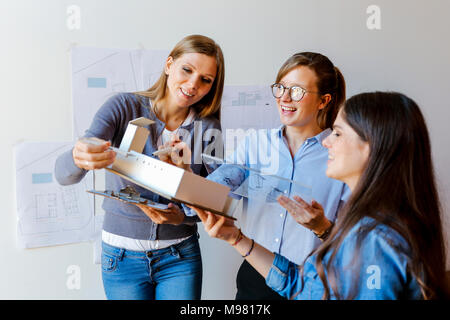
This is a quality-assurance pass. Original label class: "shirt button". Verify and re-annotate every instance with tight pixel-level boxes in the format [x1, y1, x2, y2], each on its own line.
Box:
[275, 238, 279, 243]
[280, 213, 283, 218]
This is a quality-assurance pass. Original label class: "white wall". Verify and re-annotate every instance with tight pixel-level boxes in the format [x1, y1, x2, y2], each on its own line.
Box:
[1, 0, 449, 299]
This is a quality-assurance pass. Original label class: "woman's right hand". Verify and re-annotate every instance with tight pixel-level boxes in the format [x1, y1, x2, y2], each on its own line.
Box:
[72, 137, 116, 170]
[157, 133, 192, 172]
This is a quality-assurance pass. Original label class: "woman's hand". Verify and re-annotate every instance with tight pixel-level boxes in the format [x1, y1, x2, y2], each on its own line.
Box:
[191, 205, 275, 279]
[72, 137, 116, 170]
[135, 203, 185, 225]
[157, 133, 192, 172]
[277, 195, 332, 236]
[188, 206, 240, 245]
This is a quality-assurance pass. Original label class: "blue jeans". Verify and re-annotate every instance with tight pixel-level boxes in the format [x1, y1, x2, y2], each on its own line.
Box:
[101, 234, 202, 300]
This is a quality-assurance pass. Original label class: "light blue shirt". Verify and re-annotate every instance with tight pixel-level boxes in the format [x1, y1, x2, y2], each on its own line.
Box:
[206, 126, 350, 264]
[266, 217, 423, 299]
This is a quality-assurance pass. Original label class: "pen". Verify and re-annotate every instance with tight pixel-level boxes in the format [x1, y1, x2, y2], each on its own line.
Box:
[152, 147, 173, 157]
[152, 147, 183, 157]
[107, 145, 135, 158]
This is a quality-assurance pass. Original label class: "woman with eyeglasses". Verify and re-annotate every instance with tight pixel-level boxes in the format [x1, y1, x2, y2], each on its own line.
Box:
[162, 52, 350, 300]
[192, 91, 450, 300]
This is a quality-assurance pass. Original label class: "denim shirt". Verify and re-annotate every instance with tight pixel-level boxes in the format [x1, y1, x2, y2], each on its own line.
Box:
[205, 126, 350, 264]
[266, 217, 423, 300]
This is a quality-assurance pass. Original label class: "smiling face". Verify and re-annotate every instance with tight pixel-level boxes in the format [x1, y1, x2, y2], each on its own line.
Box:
[164, 52, 217, 109]
[276, 66, 327, 129]
[322, 109, 370, 191]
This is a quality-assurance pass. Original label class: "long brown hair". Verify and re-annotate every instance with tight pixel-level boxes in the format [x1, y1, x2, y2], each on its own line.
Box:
[136, 34, 225, 120]
[308, 92, 449, 299]
[275, 52, 346, 129]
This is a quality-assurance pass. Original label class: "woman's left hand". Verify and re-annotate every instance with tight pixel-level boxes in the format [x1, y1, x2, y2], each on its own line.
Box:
[135, 203, 185, 225]
[277, 195, 332, 236]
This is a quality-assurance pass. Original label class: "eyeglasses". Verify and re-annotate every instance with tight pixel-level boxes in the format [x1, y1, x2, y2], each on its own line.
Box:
[270, 83, 320, 101]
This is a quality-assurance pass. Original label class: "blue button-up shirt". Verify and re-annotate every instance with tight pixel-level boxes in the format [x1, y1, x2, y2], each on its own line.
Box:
[206, 126, 349, 264]
[266, 217, 422, 299]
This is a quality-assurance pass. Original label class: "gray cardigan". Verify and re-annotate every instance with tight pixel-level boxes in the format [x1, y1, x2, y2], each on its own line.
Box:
[55, 92, 222, 240]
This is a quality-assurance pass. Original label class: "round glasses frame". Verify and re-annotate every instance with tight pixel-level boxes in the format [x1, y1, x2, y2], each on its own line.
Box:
[270, 83, 320, 101]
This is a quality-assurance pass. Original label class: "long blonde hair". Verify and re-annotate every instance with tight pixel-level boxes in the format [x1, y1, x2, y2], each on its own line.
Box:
[136, 34, 225, 120]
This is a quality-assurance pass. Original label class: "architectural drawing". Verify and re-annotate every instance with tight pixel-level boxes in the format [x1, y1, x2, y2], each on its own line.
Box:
[15, 141, 95, 248]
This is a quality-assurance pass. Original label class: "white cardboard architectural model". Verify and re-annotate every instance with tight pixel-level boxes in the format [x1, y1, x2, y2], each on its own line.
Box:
[106, 117, 238, 219]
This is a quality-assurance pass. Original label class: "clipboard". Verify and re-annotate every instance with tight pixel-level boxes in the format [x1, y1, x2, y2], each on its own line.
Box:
[105, 167, 238, 220]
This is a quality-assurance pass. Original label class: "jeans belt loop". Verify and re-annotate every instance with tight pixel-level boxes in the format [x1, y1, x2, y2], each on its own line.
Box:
[118, 248, 126, 261]
[170, 244, 180, 258]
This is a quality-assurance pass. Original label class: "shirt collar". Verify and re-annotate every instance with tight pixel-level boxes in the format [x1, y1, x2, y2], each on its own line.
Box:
[276, 125, 331, 147]
[315, 128, 332, 146]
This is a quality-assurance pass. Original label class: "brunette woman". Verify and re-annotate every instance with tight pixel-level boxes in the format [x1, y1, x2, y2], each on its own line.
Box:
[194, 91, 450, 299]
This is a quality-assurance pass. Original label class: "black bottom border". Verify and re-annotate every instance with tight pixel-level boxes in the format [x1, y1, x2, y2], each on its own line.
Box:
[0, 300, 447, 318]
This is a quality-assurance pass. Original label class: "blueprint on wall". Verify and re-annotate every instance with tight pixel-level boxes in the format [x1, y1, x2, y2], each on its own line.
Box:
[221, 85, 281, 156]
[71, 47, 169, 139]
[221, 85, 281, 131]
[15, 141, 95, 248]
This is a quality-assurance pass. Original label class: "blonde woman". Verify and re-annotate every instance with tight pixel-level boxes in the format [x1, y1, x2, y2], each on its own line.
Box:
[55, 35, 225, 300]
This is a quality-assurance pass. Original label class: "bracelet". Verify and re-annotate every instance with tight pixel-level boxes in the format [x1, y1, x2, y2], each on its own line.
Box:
[242, 239, 255, 258]
[232, 229, 243, 246]
[314, 222, 334, 241]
